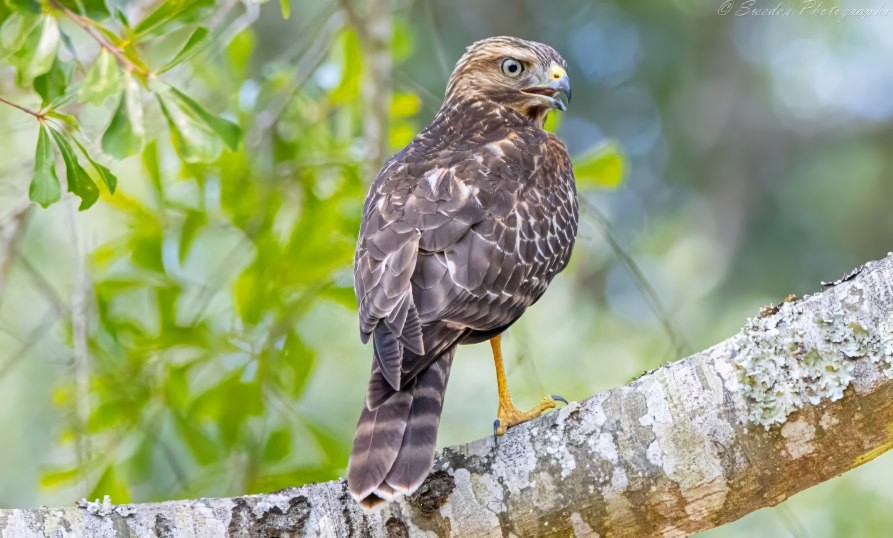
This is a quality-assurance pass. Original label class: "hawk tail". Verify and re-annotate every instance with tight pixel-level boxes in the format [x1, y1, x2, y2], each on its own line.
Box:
[347, 348, 455, 510]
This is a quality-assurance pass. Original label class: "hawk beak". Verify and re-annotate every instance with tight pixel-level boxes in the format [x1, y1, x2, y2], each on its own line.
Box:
[520, 63, 572, 112]
[546, 64, 571, 112]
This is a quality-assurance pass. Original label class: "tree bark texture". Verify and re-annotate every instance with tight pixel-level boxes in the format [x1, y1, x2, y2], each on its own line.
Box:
[2, 254, 893, 537]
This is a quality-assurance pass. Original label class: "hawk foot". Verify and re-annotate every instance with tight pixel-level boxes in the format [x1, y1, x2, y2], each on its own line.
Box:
[494, 394, 567, 436]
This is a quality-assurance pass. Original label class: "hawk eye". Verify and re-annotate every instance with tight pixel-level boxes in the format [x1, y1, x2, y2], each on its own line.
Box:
[500, 58, 524, 78]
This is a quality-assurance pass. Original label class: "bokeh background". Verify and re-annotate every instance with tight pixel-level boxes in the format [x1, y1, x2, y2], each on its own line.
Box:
[1, 0, 892, 535]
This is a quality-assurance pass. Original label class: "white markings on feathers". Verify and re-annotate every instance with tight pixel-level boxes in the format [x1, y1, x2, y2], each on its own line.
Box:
[456, 181, 476, 200]
[485, 142, 505, 157]
[425, 169, 446, 191]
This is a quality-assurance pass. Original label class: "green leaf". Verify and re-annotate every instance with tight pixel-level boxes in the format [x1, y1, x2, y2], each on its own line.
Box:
[225, 28, 254, 76]
[58, 26, 76, 58]
[263, 429, 292, 463]
[573, 141, 626, 190]
[156, 84, 240, 162]
[280, 332, 314, 398]
[173, 412, 219, 465]
[141, 141, 162, 194]
[0, 12, 39, 59]
[133, 0, 213, 37]
[89, 465, 130, 503]
[234, 269, 264, 325]
[77, 48, 121, 105]
[29, 125, 62, 208]
[40, 467, 80, 489]
[87, 401, 124, 432]
[391, 17, 413, 63]
[179, 210, 205, 263]
[158, 95, 221, 163]
[5, 0, 40, 14]
[101, 75, 143, 159]
[13, 16, 59, 83]
[125, 438, 153, 483]
[158, 26, 208, 73]
[124, 73, 145, 136]
[328, 29, 362, 104]
[54, 0, 110, 19]
[390, 92, 420, 119]
[73, 138, 117, 193]
[191, 372, 263, 449]
[49, 128, 100, 210]
[279, 0, 290, 19]
[129, 229, 164, 272]
[165, 366, 189, 408]
[169, 86, 241, 150]
[33, 57, 72, 104]
[543, 109, 562, 133]
[45, 110, 79, 130]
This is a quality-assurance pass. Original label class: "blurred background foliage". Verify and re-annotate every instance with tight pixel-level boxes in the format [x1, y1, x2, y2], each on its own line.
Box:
[0, 0, 891, 536]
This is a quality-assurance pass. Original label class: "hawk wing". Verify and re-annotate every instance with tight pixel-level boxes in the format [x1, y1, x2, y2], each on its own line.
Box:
[354, 130, 576, 392]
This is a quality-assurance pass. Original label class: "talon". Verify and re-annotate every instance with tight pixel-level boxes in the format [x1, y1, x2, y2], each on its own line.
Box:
[493, 419, 501, 446]
[489, 335, 565, 436]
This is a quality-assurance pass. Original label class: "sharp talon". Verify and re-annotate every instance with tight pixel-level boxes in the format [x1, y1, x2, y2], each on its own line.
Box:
[551, 394, 568, 405]
[493, 419, 501, 446]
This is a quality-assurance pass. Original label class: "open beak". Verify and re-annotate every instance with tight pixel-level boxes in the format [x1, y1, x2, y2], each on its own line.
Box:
[548, 71, 572, 111]
[522, 62, 572, 112]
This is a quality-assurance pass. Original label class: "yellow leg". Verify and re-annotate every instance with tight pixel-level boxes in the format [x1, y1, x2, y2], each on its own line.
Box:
[490, 334, 563, 436]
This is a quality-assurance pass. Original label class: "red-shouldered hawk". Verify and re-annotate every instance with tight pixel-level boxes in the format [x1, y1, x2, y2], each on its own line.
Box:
[349, 36, 577, 509]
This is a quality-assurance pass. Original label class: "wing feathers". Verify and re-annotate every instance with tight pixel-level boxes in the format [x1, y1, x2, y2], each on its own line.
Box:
[372, 324, 402, 389]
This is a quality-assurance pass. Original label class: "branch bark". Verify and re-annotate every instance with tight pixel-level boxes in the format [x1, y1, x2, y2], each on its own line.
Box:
[3, 254, 893, 537]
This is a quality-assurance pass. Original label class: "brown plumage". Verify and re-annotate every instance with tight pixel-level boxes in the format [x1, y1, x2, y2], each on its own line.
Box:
[349, 36, 578, 509]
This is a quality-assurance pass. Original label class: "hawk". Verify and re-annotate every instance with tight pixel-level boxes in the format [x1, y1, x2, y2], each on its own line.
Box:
[348, 36, 577, 509]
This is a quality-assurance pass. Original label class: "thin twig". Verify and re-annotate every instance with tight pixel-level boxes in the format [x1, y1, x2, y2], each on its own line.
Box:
[214, 1, 261, 54]
[337, 0, 368, 42]
[0, 200, 34, 302]
[253, 15, 342, 142]
[67, 202, 91, 498]
[0, 308, 61, 382]
[579, 195, 690, 358]
[51, 0, 149, 76]
[423, 0, 451, 80]
[0, 97, 45, 120]
[393, 70, 442, 115]
[17, 254, 69, 315]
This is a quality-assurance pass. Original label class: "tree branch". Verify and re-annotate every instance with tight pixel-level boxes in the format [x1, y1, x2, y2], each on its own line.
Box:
[340, 0, 393, 179]
[3, 254, 893, 536]
[51, 0, 150, 77]
[0, 199, 34, 300]
[0, 97, 45, 120]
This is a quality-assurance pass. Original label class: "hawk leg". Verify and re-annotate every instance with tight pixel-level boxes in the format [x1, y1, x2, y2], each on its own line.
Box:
[490, 334, 566, 436]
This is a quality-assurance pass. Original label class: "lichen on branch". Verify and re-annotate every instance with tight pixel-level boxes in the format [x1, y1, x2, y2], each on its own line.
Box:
[734, 273, 893, 428]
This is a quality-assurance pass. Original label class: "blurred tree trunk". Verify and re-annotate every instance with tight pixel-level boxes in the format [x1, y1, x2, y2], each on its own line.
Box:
[2, 254, 893, 537]
[341, 0, 393, 179]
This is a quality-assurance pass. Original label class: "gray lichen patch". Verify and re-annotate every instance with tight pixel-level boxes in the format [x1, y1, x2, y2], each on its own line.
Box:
[733, 282, 893, 429]
[77, 495, 134, 518]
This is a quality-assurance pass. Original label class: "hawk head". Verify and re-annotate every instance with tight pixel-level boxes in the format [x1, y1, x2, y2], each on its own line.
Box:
[444, 36, 572, 127]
